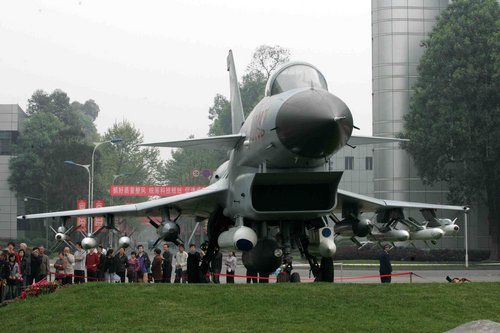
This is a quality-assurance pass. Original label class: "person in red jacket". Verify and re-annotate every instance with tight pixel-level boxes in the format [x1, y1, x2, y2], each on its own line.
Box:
[85, 248, 100, 282]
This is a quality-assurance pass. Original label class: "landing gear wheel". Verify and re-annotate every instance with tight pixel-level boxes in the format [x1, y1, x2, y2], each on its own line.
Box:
[316, 257, 334, 282]
[277, 272, 289, 283]
[290, 272, 301, 283]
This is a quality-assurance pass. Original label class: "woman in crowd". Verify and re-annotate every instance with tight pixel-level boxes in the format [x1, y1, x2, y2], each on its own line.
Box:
[127, 251, 139, 283]
[53, 252, 66, 284]
[6, 253, 20, 299]
[115, 248, 128, 283]
[151, 248, 163, 283]
[18, 249, 30, 290]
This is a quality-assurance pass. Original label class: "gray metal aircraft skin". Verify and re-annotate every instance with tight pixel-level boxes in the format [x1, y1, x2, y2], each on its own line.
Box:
[18, 51, 467, 279]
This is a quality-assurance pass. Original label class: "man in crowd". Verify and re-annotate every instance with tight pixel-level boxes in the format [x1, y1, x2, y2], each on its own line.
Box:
[174, 244, 188, 283]
[137, 245, 150, 283]
[187, 244, 201, 284]
[30, 247, 42, 283]
[97, 246, 106, 282]
[379, 244, 392, 283]
[210, 247, 222, 284]
[162, 243, 173, 283]
[73, 242, 86, 284]
[85, 248, 100, 282]
[39, 246, 50, 281]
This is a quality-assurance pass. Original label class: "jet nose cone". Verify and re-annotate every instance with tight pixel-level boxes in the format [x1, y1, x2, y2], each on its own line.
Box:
[276, 89, 353, 158]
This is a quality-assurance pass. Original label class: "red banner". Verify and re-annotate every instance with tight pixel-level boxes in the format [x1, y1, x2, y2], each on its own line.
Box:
[93, 200, 105, 231]
[110, 185, 206, 197]
[76, 200, 87, 232]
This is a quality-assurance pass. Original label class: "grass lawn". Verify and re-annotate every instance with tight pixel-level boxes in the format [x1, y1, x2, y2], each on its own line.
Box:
[2, 282, 499, 333]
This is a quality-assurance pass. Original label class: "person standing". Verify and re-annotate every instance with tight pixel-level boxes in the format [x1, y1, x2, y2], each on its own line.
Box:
[379, 244, 392, 283]
[115, 248, 128, 283]
[210, 248, 222, 284]
[225, 251, 237, 284]
[162, 243, 173, 283]
[18, 249, 30, 291]
[137, 245, 150, 283]
[6, 253, 20, 299]
[39, 246, 50, 282]
[187, 244, 201, 284]
[0, 252, 10, 303]
[54, 252, 66, 284]
[73, 242, 86, 284]
[173, 244, 188, 283]
[97, 246, 107, 282]
[85, 248, 100, 282]
[103, 249, 118, 283]
[127, 251, 139, 283]
[29, 247, 42, 284]
[151, 248, 163, 283]
[63, 246, 75, 285]
[246, 267, 258, 284]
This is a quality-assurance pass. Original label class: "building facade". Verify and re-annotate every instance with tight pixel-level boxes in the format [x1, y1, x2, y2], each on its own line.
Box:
[0, 104, 27, 240]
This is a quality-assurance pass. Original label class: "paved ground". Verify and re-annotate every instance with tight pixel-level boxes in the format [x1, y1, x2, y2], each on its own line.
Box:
[226, 265, 500, 284]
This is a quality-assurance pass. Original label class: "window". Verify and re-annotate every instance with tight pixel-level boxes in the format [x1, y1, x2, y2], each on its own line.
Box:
[365, 156, 373, 170]
[0, 131, 18, 155]
[345, 156, 354, 170]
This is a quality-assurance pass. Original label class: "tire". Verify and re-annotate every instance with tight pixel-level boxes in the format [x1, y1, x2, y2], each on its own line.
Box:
[318, 257, 334, 282]
[290, 272, 301, 283]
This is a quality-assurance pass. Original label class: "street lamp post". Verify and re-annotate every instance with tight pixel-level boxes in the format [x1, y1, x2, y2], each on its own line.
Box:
[464, 206, 470, 268]
[90, 138, 123, 210]
[64, 160, 91, 233]
[24, 196, 48, 248]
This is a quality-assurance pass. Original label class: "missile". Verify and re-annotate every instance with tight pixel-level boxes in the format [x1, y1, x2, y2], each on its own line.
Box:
[368, 230, 410, 242]
[82, 236, 97, 250]
[335, 218, 373, 238]
[55, 233, 68, 241]
[149, 219, 181, 248]
[118, 236, 131, 249]
[441, 224, 460, 236]
[409, 228, 444, 241]
[218, 226, 257, 251]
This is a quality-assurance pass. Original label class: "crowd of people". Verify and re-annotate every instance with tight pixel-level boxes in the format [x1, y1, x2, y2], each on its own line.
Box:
[0, 240, 239, 301]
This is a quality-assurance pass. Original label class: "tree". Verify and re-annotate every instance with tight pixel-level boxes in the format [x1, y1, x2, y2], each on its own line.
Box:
[94, 120, 165, 206]
[9, 90, 99, 212]
[401, 0, 500, 259]
[246, 45, 290, 80]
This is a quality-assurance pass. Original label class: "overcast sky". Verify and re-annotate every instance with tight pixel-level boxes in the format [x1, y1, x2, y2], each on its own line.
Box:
[0, 0, 372, 156]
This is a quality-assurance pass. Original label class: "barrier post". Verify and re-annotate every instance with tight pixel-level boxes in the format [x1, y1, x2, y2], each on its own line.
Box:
[410, 272, 413, 284]
[340, 263, 343, 283]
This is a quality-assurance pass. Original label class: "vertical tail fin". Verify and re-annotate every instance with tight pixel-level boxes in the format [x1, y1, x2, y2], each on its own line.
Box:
[227, 50, 245, 134]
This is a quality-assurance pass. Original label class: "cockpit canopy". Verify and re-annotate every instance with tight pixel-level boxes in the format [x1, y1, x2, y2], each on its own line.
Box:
[265, 62, 328, 97]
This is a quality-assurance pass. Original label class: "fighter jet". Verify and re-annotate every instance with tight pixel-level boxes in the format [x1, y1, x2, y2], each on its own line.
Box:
[18, 50, 466, 281]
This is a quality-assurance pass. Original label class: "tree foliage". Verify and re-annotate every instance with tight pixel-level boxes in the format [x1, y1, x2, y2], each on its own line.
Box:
[246, 45, 290, 80]
[401, 0, 500, 258]
[94, 120, 165, 206]
[9, 90, 98, 211]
